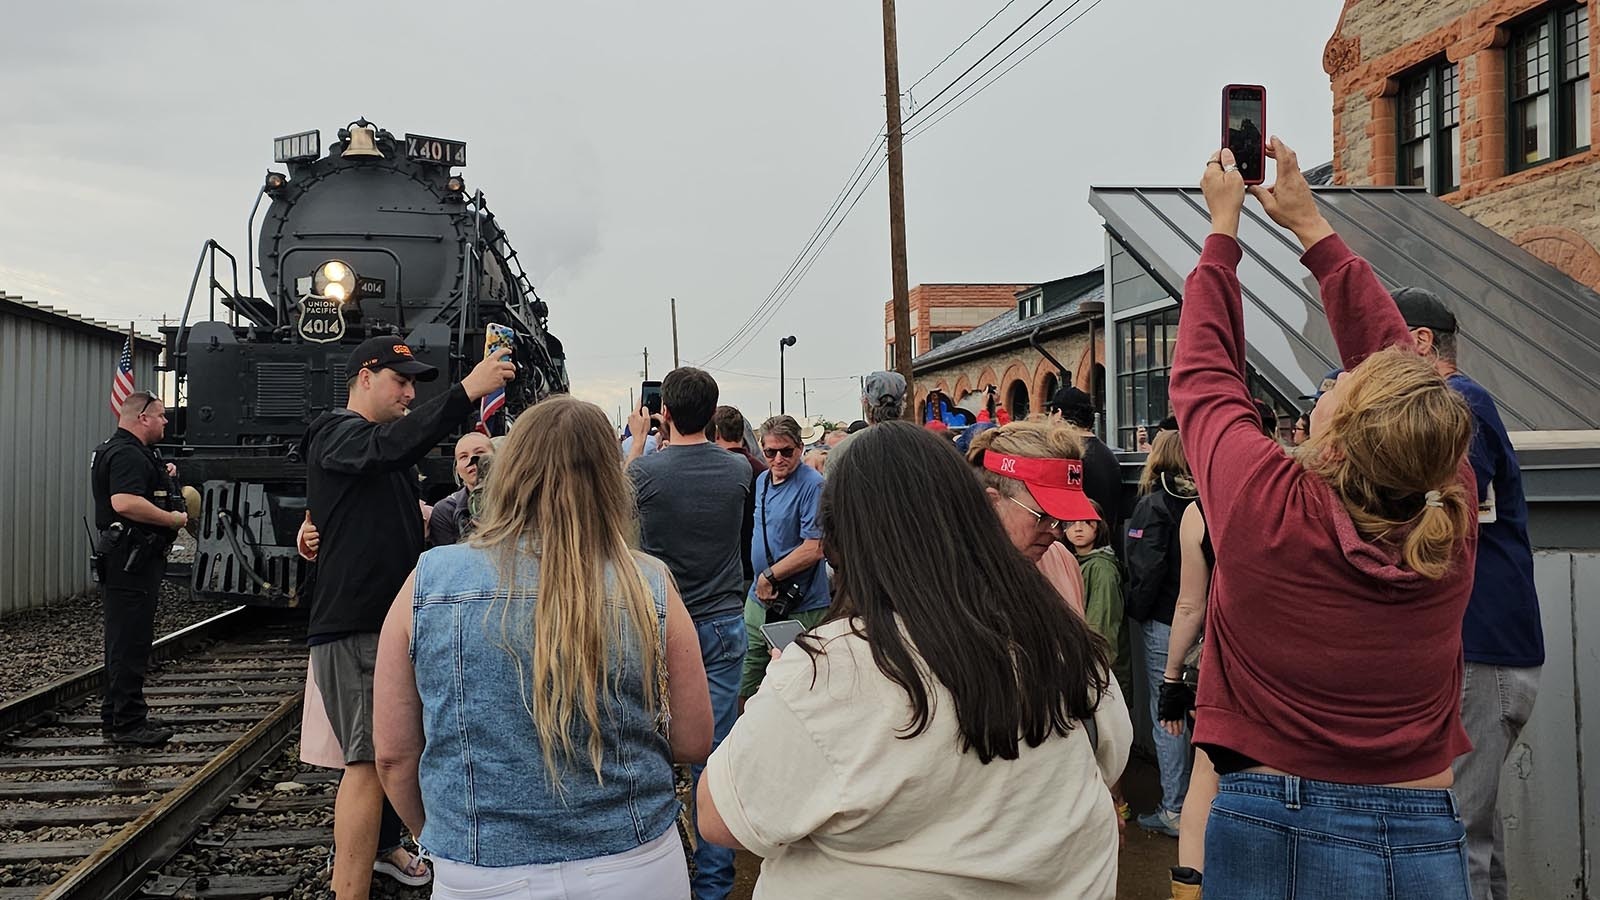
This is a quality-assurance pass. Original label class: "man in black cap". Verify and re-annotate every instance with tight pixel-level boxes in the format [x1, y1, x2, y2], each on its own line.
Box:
[304, 335, 513, 899]
[1396, 287, 1542, 900]
[1049, 385, 1123, 551]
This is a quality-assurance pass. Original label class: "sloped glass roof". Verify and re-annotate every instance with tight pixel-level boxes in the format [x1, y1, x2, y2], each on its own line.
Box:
[1088, 186, 1600, 430]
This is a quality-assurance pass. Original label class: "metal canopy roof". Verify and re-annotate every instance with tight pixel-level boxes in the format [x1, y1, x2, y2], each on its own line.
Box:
[1088, 186, 1600, 430]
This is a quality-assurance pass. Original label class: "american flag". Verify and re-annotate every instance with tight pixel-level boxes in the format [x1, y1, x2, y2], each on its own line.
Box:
[479, 386, 505, 436]
[110, 335, 135, 416]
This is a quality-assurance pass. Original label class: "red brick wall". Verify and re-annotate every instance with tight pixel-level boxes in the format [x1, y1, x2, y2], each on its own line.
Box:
[882, 284, 1030, 362]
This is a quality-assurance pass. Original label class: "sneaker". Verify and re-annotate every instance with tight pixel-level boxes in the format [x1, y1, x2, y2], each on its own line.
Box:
[1137, 807, 1181, 837]
[109, 723, 175, 746]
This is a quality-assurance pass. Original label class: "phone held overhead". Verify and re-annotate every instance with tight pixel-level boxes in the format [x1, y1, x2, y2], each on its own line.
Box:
[1222, 84, 1267, 185]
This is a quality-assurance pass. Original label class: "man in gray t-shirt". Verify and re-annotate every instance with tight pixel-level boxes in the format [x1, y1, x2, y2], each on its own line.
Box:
[625, 367, 751, 900]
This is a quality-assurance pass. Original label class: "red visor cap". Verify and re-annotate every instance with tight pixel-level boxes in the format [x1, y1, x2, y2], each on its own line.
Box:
[982, 453, 1099, 522]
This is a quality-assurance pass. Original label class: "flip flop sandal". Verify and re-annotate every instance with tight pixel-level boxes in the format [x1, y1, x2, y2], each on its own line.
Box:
[373, 849, 432, 887]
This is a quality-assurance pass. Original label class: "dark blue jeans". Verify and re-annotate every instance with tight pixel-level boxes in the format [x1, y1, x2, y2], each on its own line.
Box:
[690, 611, 747, 900]
[1205, 773, 1470, 900]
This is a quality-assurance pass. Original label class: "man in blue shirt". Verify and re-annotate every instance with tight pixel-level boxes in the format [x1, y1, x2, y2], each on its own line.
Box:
[740, 415, 830, 702]
[1397, 288, 1542, 900]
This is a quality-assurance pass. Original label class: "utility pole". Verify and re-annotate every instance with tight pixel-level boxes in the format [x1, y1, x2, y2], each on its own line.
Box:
[802, 377, 809, 419]
[642, 346, 650, 381]
[883, 0, 915, 420]
[859, 374, 867, 421]
[670, 298, 680, 369]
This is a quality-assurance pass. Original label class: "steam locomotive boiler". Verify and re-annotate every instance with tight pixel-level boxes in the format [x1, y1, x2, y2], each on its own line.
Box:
[159, 118, 567, 606]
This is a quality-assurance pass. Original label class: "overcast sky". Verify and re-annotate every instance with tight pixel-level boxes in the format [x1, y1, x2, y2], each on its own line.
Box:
[1, 0, 1339, 425]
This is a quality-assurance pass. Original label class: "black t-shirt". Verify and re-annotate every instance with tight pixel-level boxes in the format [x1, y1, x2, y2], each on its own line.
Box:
[91, 428, 178, 536]
[304, 385, 474, 639]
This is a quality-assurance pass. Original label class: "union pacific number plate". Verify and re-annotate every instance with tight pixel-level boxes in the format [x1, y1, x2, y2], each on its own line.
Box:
[405, 134, 467, 166]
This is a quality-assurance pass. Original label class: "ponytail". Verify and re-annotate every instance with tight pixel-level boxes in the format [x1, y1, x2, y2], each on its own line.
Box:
[1400, 481, 1474, 580]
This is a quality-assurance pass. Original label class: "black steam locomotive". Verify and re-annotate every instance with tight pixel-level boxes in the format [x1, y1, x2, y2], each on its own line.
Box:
[158, 118, 567, 607]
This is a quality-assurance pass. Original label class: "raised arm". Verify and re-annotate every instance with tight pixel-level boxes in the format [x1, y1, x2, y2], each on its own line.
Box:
[1249, 138, 1413, 366]
[1170, 148, 1294, 539]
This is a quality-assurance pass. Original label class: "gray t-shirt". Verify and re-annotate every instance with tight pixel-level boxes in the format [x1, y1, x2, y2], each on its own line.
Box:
[629, 441, 753, 621]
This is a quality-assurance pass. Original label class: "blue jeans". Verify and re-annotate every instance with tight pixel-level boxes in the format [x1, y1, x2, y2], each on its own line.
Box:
[1140, 618, 1190, 813]
[1206, 773, 1470, 900]
[690, 611, 746, 900]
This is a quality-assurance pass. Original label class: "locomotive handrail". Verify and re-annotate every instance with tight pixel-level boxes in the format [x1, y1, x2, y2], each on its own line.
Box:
[244, 188, 268, 323]
[275, 245, 406, 331]
[174, 239, 243, 373]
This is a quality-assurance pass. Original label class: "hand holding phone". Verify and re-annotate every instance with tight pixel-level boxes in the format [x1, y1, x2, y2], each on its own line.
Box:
[640, 380, 663, 416]
[1222, 84, 1267, 186]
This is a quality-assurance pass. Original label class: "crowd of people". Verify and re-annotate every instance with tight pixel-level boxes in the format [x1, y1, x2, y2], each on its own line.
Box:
[248, 136, 1545, 900]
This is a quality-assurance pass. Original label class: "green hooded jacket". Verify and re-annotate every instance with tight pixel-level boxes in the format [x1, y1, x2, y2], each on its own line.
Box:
[1076, 546, 1132, 699]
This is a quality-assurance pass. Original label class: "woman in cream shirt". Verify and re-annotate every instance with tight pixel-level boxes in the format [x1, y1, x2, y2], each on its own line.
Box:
[699, 421, 1130, 899]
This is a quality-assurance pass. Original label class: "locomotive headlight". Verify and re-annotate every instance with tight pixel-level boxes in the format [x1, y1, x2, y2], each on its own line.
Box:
[312, 259, 357, 302]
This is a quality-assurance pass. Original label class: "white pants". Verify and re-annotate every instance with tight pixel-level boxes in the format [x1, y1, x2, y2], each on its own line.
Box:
[429, 827, 689, 900]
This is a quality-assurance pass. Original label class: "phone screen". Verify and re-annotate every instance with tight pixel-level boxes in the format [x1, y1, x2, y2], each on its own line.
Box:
[641, 381, 663, 416]
[1225, 86, 1266, 184]
[759, 619, 805, 651]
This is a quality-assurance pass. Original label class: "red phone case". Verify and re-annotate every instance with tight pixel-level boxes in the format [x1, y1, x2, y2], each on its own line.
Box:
[1221, 84, 1267, 186]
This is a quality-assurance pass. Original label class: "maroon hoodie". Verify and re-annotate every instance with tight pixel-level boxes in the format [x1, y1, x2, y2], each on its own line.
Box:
[1172, 233, 1475, 785]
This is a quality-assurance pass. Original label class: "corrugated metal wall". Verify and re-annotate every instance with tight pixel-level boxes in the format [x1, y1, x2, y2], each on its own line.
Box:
[0, 302, 160, 618]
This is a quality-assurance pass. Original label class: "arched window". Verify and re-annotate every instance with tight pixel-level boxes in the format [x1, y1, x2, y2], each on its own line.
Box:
[1006, 380, 1030, 419]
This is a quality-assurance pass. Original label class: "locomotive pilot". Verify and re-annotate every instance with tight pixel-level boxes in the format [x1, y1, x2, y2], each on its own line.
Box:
[90, 390, 188, 746]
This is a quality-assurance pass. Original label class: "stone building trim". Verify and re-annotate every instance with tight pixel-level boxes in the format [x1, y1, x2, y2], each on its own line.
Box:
[1514, 225, 1600, 283]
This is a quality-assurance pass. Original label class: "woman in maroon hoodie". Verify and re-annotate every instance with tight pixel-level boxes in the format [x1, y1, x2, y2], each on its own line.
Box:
[1172, 138, 1478, 899]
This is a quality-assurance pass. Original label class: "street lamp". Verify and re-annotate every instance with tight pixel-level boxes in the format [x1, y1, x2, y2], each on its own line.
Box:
[779, 335, 797, 415]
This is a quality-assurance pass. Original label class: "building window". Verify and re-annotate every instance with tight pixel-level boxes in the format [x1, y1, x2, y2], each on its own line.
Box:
[1115, 306, 1179, 450]
[929, 330, 962, 349]
[1510, 5, 1591, 171]
[1398, 60, 1460, 193]
[1017, 294, 1042, 319]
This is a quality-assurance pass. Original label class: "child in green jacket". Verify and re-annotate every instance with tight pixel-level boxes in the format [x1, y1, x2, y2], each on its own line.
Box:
[1066, 499, 1134, 822]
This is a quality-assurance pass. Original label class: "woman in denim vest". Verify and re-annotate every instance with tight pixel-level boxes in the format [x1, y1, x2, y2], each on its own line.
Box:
[374, 396, 713, 899]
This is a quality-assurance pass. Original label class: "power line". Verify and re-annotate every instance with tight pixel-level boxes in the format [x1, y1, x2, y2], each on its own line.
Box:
[906, 0, 1106, 143]
[706, 153, 889, 368]
[696, 130, 886, 367]
[907, 0, 1020, 95]
[900, 0, 1062, 127]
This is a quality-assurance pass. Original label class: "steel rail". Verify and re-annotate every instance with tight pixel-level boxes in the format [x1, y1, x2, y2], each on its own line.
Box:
[0, 606, 248, 735]
[37, 694, 304, 900]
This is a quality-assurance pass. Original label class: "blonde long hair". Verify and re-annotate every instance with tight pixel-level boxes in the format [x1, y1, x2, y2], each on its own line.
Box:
[1297, 346, 1474, 579]
[469, 397, 661, 784]
[1139, 430, 1192, 495]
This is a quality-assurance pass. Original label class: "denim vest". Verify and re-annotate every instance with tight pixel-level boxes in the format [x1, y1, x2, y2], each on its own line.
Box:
[411, 543, 678, 866]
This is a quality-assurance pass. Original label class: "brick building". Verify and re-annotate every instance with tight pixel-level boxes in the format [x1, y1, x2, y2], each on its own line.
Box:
[902, 270, 1104, 422]
[1326, 0, 1600, 288]
[881, 283, 1030, 368]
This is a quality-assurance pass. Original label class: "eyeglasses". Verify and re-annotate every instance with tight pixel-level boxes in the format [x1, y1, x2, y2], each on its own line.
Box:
[762, 446, 797, 459]
[134, 393, 159, 415]
[1006, 495, 1062, 531]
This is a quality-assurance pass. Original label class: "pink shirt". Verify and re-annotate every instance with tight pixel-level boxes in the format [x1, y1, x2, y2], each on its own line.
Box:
[1037, 542, 1086, 617]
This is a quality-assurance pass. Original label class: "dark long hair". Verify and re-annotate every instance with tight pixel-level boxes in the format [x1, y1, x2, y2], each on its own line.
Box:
[802, 421, 1110, 763]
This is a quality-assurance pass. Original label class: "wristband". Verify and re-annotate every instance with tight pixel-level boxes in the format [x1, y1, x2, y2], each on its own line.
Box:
[762, 569, 778, 586]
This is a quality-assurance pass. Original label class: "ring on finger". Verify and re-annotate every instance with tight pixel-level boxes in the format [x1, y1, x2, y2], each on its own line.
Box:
[1223, 164, 1239, 173]
[1207, 160, 1224, 169]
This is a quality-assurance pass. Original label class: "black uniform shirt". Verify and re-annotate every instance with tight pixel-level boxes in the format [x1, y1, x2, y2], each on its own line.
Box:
[92, 428, 175, 535]
[303, 384, 474, 640]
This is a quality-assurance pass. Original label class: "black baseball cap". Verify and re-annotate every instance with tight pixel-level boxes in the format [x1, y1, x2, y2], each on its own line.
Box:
[1392, 287, 1457, 334]
[346, 336, 439, 382]
[1049, 385, 1095, 425]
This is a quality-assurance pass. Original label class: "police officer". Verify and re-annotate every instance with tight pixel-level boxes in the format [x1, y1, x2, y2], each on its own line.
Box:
[91, 390, 187, 745]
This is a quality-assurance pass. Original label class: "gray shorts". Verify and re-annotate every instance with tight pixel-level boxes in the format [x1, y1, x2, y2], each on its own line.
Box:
[310, 633, 380, 764]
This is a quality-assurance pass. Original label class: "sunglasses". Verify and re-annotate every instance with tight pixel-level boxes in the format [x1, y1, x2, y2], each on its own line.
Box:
[1006, 495, 1063, 531]
[762, 446, 797, 459]
[134, 392, 160, 415]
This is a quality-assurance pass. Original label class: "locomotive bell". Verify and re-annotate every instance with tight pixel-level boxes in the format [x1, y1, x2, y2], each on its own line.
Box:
[342, 124, 384, 159]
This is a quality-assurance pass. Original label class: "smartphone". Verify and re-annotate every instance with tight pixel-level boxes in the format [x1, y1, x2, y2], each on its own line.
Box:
[759, 619, 806, 651]
[641, 380, 663, 416]
[484, 323, 516, 362]
[1222, 84, 1267, 185]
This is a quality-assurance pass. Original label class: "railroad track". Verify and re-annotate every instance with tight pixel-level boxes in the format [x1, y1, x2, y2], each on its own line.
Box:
[0, 608, 309, 900]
